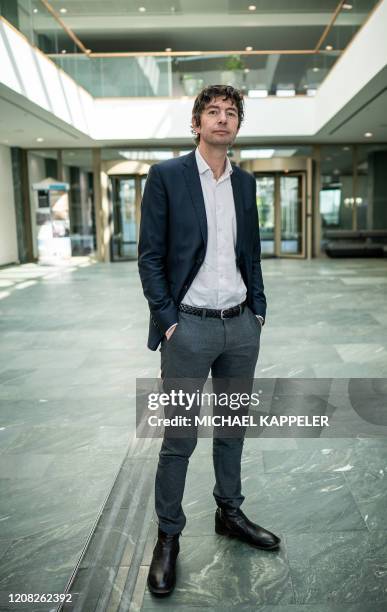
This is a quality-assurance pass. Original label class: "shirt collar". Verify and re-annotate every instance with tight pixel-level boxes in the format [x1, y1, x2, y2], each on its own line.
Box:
[195, 147, 233, 179]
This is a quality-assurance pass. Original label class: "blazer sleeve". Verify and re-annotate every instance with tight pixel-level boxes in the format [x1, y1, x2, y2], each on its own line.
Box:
[250, 177, 267, 319]
[138, 164, 178, 334]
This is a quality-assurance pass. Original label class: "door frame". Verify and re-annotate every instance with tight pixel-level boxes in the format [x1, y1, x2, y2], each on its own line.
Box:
[241, 156, 311, 259]
[109, 174, 141, 262]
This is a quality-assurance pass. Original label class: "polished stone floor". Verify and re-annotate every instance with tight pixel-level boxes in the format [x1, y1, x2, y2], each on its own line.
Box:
[0, 256, 387, 611]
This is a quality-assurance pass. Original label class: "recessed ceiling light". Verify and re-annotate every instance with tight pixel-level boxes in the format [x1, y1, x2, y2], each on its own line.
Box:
[248, 4, 256, 10]
[364, 132, 373, 138]
[165, 47, 172, 52]
[313, 67, 320, 72]
[138, 6, 146, 12]
[33, 8, 38, 13]
[343, 3, 353, 9]
[36, 137, 44, 142]
[61, 49, 67, 54]
[59, 8, 67, 14]
[245, 46, 253, 51]
[325, 45, 333, 51]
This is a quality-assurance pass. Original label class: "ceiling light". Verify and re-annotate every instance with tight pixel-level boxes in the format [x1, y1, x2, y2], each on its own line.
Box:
[325, 45, 333, 51]
[343, 3, 353, 9]
[33, 8, 38, 13]
[245, 46, 253, 51]
[364, 132, 373, 138]
[342, 146, 350, 151]
[165, 47, 172, 52]
[61, 49, 66, 54]
[248, 89, 268, 98]
[276, 89, 296, 97]
[313, 67, 320, 72]
[274, 149, 297, 157]
[36, 137, 44, 142]
[241, 149, 275, 159]
[244, 68, 250, 73]
[138, 6, 146, 12]
[59, 7, 67, 13]
[248, 5, 256, 10]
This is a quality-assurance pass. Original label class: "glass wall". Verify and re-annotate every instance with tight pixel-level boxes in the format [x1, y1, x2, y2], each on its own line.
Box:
[27, 149, 58, 261]
[356, 145, 387, 231]
[62, 150, 96, 255]
[319, 144, 387, 251]
[27, 149, 96, 262]
[320, 145, 354, 231]
[25, 144, 387, 262]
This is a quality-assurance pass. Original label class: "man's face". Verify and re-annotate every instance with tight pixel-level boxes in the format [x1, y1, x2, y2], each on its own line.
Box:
[193, 96, 239, 147]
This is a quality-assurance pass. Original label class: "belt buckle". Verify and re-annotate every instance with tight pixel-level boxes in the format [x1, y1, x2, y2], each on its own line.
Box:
[220, 308, 227, 319]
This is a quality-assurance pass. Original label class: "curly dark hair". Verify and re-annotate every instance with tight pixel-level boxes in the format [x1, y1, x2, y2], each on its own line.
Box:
[191, 84, 245, 145]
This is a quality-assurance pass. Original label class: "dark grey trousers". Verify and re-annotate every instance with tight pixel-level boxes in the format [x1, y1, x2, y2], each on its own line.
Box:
[156, 304, 261, 535]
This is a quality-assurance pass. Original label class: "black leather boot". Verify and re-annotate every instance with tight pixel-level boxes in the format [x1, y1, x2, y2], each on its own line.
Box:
[215, 507, 280, 550]
[147, 527, 181, 596]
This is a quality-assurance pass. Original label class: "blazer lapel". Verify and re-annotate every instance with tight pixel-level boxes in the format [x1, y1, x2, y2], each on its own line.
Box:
[231, 169, 244, 258]
[182, 151, 208, 246]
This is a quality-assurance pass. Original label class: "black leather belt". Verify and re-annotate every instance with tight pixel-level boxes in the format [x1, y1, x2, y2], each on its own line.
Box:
[179, 301, 246, 319]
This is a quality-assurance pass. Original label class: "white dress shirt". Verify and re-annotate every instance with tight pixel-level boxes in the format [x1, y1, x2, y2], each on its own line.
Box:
[183, 147, 247, 309]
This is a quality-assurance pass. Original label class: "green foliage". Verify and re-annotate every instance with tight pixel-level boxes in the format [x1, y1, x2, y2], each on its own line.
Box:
[224, 55, 245, 71]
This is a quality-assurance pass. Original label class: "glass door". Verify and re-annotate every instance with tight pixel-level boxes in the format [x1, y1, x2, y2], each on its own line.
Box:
[280, 173, 305, 256]
[255, 175, 275, 256]
[110, 176, 138, 261]
[255, 172, 306, 258]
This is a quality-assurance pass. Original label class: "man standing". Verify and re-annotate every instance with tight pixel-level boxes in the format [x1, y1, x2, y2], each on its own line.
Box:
[138, 84, 280, 597]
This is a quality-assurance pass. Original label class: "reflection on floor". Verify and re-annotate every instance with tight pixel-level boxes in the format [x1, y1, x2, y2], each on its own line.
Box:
[0, 257, 386, 611]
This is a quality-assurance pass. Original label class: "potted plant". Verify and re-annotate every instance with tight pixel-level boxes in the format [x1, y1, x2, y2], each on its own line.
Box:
[221, 55, 246, 87]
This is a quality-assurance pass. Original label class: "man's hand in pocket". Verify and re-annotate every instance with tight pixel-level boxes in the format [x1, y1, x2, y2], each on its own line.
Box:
[165, 323, 178, 341]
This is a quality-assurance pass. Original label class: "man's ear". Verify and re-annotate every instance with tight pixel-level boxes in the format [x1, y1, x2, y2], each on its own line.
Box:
[192, 115, 200, 133]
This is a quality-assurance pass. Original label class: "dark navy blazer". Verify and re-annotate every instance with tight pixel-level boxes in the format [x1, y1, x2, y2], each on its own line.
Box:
[138, 149, 267, 351]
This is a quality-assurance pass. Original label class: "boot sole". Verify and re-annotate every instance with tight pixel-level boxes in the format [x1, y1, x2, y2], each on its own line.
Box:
[215, 522, 280, 550]
[147, 576, 176, 597]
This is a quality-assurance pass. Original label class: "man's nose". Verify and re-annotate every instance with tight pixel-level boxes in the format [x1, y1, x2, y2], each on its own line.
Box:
[217, 112, 227, 123]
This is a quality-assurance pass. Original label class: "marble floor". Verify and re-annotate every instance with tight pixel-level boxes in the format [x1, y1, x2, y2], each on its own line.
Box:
[0, 256, 387, 612]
